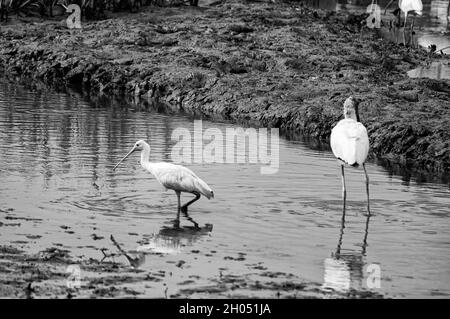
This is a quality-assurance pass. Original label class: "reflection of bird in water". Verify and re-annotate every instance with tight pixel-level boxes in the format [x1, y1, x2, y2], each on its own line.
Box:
[322, 199, 372, 292]
[113, 140, 214, 228]
[448, 1, 450, 22]
[137, 222, 213, 255]
[330, 97, 370, 216]
[385, 0, 423, 45]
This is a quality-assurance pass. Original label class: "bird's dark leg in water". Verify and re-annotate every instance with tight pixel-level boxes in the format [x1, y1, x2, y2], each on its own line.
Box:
[363, 163, 371, 216]
[181, 192, 201, 214]
[361, 212, 371, 255]
[335, 183, 347, 258]
[183, 210, 200, 229]
[448, 1, 450, 24]
[410, 16, 416, 47]
[180, 192, 201, 228]
[173, 190, 181, 228]
[402, 11, 408, 45]
[395, 9, 402, 44]
[341, 164, 347, 208]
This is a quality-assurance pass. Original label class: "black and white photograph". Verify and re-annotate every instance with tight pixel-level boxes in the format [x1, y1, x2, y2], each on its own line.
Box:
[0, 0, 449, 302]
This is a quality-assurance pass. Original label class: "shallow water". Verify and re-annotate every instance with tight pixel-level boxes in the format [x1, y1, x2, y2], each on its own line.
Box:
[407, 61, 450, 79]
[306, 0, 450, 53]
[0, 78, 449, 298]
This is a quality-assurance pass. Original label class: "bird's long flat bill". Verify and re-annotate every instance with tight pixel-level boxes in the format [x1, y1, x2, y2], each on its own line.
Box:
[113, 146, 136, 171]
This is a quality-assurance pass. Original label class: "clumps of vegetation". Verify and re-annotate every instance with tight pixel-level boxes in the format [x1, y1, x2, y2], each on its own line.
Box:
[0, 0, 197, 22]
[1, 0, 63, 20]
[0, 0, 9, 22]
[1, 0, 38, 22]
[183, 71, 206, 89]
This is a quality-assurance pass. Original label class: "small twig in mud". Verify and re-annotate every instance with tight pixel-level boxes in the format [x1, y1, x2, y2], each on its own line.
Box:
[91, 233, 104, 241]
[100, 248, 118, 262]
[110, 235, 130, 258]
[110, 235, 145, 268]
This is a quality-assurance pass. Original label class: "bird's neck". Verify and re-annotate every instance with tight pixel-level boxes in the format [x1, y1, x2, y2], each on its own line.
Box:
[345, 111, 357, 121]
[140, 146, 153, 173]
[345, 109, 360, 122]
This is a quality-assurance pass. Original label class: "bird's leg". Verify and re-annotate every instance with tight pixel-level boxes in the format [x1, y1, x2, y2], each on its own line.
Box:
[363, 163, 371, 216]
[173, 191, 181, 228]
[335, 200, 346, 258]
[341, 165, 347, 209]
[410, 16, 416, 48]
[183, 210, 200, 229]
[395, 20, 399, 44]
[403, 11, 407, 45]
[335, 166, 347, 259]
[395, 9, 401, 44]
[181, 192, 201, 228]
[361, 210, 371, 255]
[180, 192, 201, 215]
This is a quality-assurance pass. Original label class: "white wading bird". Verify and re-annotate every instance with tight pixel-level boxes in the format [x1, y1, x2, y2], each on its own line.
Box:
[113, 140, 214, 225]
[385, 0, 423, 45]
[330, 97, 370, 215]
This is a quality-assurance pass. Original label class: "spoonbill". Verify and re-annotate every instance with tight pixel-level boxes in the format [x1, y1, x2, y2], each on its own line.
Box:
[113, 140, 214, 226]
[330, 97, 370, 215]
[385, 0, 423, 45]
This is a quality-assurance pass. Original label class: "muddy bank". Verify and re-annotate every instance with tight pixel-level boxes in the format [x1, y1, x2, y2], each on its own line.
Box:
[0, 0, 449, 174]
[0, 242, 383, 298]
[0, 207, 385, 299]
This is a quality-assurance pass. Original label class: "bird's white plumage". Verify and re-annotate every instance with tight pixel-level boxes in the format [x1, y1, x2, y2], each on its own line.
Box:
[399, 0, 423, 15]
[331, 97, 371, 214]
[114, 140, 214, 200]
[113, 140, 214, 220]
[330, 119, 369, 166]
[142, 161, 214, 199]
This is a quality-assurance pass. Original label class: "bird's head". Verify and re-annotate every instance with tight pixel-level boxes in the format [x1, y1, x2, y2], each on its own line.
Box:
[343, 96, 361, 122]
[133, 139, 147, 152]
[113, 140, 149, 171]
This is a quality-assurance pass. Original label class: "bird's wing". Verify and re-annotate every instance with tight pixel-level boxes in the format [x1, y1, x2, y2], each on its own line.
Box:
[354, 122, 370, 165]
[330, 120, 349, 162]
[153, 163, 214, 199]
[331, 120, 369, 166]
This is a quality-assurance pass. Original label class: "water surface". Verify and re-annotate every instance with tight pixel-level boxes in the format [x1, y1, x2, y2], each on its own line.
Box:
[0, 78, 449, 298]
[407, 61, 450, 79]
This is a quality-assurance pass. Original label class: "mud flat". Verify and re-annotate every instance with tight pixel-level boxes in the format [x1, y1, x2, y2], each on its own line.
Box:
[0, 208, 384, 299]
[0, 207, 384, 299]
[0, 211, 383, 299]
[0, 244, 383, 298]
